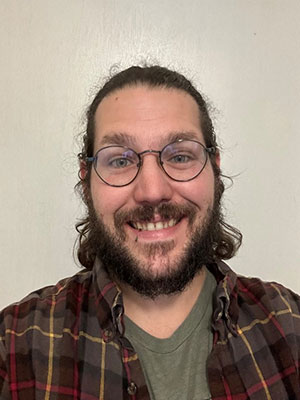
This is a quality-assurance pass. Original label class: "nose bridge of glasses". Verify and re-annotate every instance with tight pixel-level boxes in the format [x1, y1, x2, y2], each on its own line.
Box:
[139, 149, 161, 157]
[138, 149, 162, 165]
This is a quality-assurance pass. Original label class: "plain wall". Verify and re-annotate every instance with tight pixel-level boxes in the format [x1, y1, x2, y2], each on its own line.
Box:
[1, 0, 299, 310]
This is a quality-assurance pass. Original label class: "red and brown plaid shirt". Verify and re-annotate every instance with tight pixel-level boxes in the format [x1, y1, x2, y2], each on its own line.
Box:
[0, 259, 300, 399]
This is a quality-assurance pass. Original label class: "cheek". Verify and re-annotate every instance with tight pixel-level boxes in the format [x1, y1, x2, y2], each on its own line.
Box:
[90, 176, 131, 220]
[178, 171, 216, 208]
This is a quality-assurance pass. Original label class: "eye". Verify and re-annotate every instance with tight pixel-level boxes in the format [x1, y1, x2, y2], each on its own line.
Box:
[169, 154, 192, 163]
[108, 157, 133, 168]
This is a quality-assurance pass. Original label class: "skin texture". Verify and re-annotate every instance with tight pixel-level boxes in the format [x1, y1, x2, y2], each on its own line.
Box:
[90, 86, 220, 336]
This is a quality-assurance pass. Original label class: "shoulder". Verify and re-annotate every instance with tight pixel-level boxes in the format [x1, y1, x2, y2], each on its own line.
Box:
[0, 269, 93, 337]
[213, 261, 300, 319]
[236, 275, 300, 311]
[235, 275, 300, 335]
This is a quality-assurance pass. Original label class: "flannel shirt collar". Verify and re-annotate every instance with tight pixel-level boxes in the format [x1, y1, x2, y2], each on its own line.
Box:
[92, 258, 124, 340]
[207, 261, 239, 336]
[92, 258, 239, 339]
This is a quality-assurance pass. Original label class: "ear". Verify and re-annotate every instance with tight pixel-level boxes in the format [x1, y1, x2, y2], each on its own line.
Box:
[79, 160, 88, 180]
[214, 149, 221, 169]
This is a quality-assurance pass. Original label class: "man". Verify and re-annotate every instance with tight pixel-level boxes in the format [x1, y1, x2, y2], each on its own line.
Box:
[0, 66, 299, 400]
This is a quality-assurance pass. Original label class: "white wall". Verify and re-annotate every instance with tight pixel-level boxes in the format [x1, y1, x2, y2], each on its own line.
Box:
[1, 0, 299, 310]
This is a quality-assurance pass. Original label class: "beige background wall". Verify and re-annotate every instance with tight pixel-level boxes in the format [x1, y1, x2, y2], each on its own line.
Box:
[1, 0, 299, 310]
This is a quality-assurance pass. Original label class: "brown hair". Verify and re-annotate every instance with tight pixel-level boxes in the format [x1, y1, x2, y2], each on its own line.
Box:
[76, 65, 242, 269]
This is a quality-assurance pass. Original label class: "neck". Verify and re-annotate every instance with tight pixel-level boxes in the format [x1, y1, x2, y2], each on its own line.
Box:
[121, 268, 207, 339]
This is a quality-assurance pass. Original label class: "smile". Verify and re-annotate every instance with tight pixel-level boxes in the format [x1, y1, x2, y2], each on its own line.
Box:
[130, 219, 178, 231]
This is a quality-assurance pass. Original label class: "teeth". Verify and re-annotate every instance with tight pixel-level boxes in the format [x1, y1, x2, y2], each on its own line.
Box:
[155, 222, 164, 230]
[168, 219, 175, 228]
[132, 219, 177, 231]
[136, 222, 143, 230]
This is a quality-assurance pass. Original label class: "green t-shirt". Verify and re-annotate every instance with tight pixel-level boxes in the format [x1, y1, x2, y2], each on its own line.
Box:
[124, 268, 216, 400]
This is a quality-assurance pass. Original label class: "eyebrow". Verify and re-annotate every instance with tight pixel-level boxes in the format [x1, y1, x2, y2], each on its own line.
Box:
[98, 130, 202, 149]
[99, 132, 137, 147]
[164, 131, 201, 144]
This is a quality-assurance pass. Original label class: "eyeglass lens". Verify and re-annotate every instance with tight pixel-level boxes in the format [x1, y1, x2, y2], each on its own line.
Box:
[93, 140, 208, 186]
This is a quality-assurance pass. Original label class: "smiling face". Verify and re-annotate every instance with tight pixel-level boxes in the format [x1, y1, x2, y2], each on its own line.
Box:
[89, 85, 219, 296]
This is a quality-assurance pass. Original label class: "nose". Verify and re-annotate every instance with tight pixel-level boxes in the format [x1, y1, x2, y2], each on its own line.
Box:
[132, 153, 174, 205]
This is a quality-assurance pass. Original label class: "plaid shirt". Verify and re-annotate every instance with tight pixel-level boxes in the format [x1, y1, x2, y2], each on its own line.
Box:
[0, 259, 299, 399]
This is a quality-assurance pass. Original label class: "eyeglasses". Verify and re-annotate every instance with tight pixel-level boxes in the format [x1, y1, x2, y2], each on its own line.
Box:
[83, 139, 216, 187]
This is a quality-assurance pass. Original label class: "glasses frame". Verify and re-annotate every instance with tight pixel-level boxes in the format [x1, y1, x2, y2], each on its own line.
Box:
[83, 139, 216, 187]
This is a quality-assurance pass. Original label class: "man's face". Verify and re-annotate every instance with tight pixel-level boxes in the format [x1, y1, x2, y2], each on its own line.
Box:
[89, 85, 219, 296]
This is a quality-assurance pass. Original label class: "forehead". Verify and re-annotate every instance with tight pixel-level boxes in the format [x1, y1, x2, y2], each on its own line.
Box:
[94, 85, 204, 149]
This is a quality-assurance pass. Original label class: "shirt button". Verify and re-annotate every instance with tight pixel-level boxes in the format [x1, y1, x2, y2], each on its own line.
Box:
[127, 381, 137, 395]
[103, 329, 114, 342]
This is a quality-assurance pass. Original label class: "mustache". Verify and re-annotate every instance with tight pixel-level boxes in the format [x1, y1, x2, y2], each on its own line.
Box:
[114, 202, 198, 229]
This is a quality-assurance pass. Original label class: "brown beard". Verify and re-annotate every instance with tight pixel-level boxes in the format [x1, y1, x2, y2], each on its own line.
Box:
[86, 194, 222, 299]
[113, 202, 197, 259]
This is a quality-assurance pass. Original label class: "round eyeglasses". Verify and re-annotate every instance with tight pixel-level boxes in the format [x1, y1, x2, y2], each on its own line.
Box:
[83, 139, 216, 187]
